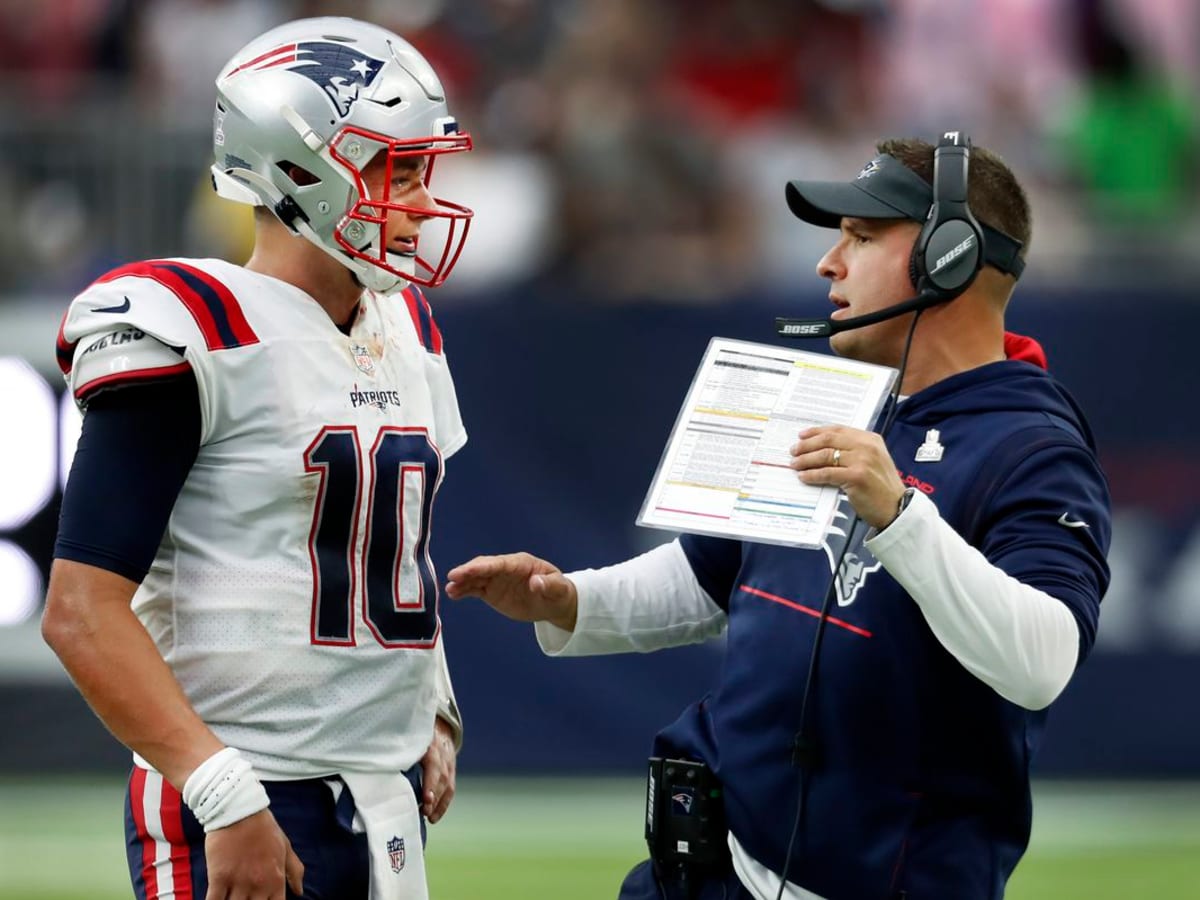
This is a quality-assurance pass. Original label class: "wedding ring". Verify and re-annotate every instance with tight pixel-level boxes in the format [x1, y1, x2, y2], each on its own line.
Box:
[832, 448, 842, 467]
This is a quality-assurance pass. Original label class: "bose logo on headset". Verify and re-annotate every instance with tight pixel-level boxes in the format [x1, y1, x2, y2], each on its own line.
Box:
[931, 234, 977, 276]
[909, 131, 984, 296]
[780, 322, 827, 336]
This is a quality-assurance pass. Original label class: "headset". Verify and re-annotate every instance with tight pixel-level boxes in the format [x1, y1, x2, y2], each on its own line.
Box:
[776, 131, 990, 339]
[908, 130, 985, 302]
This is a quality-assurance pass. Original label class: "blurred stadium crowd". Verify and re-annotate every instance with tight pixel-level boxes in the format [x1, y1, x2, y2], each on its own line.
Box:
[0, 0, 1196, 302]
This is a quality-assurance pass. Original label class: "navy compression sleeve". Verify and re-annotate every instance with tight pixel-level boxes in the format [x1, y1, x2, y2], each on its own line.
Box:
[54, 372, 201, 582]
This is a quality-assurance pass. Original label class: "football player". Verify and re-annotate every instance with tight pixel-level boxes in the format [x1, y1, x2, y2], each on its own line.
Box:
[447, 137, 1112, 899]
[43, 17, 473, 900]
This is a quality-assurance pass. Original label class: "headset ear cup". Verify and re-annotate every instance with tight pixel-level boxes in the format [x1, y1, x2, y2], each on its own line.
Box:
[908, 240, 922, 291]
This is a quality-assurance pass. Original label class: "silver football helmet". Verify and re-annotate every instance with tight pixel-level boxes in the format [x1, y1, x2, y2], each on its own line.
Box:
[211, 17, 473, 292]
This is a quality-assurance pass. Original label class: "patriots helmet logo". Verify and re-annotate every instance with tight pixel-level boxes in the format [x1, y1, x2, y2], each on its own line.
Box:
[229, 41, 386, 117]
[670, 786, 695, 816]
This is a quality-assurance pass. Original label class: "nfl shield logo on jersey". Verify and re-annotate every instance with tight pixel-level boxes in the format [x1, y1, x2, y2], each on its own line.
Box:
[351, 344, 375, 376]
[387, 835, 406, 873]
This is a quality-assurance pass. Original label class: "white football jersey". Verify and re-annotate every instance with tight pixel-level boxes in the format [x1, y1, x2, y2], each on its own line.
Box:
[58, 257, 465, 779]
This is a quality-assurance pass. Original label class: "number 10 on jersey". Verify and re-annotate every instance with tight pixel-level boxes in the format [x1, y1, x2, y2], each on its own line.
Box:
[304, 426, 444, 648]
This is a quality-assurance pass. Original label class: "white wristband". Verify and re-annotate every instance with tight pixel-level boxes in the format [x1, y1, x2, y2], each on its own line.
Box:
[181, 747, 270, 832]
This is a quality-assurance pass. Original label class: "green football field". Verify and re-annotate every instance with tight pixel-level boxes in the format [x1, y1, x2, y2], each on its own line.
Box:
[2, 777, 1198, 899]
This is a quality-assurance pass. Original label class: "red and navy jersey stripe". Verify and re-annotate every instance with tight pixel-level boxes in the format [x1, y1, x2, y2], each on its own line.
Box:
[94, 261, 259, 352]
[57, 261, 256, 377]
[125, 767, 201, 900]
[401, 285, 443, 355]
[55, 309, 75, 375]
[123, 769, 425, 895]
[74, 362, 192, 402]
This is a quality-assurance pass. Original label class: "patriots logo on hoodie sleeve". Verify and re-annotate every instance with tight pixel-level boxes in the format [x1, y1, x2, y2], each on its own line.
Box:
[228, 41, 386, 117]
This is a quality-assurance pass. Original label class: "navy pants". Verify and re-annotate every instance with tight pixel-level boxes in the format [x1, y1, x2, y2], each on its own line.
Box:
[124, 766, 424, 900]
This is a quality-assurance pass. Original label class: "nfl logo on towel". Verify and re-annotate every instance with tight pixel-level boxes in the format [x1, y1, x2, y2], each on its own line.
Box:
[387, 835, 406, 873]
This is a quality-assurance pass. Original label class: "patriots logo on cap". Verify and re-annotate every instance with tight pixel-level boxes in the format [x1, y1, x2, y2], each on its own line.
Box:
[228, 41, 385, 117]
[856, 158, 884, 180]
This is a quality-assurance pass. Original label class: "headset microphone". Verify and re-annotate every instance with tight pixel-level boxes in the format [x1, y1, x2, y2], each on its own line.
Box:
[775, 289, 945, 338]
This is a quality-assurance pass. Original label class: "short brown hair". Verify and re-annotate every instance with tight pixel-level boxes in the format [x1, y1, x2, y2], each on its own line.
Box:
[878, 137, 1031, 262]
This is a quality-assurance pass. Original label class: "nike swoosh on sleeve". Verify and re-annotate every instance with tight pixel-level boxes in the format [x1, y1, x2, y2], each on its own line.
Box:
[1057, 512, 1090, 529]
[89, 296, 131, 314]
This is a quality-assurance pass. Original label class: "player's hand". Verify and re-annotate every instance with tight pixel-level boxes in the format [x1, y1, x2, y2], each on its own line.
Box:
[204, 809, 304, 899]
[420, 716, 457, 824]
[446, 552, 578, 631]
[791, 425, 906, 530]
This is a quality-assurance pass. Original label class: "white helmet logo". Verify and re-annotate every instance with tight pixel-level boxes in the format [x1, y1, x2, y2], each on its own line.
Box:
[228, 41, 385, 117]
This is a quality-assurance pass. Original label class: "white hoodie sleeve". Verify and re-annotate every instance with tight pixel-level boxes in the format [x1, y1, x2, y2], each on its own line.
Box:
[534, 540, 727, 656]
[865, 489, 1080, 710]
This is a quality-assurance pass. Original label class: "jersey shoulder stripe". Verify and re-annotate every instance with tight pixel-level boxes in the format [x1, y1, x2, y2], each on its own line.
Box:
[95, 260, 259, 352]
[70, 326, 192, 403]
[55, 309, 76, 375]
[78, 361, 193, 401]
[401, 284, 443, 355]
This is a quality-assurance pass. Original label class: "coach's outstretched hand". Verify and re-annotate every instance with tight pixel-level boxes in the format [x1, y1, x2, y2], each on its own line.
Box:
[447, 552, 578, 632]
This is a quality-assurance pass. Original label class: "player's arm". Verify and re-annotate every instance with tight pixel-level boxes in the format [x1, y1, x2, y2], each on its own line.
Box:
[44, 369, 304, 895]
[45, 560, 226, 784]
[43, 357, 225, 781]
[417, 640, 462, 824]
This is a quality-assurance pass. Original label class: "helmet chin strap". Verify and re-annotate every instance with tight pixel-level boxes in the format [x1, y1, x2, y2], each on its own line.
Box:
[291, 214, 411, 294]
[351, 259, 408, 294]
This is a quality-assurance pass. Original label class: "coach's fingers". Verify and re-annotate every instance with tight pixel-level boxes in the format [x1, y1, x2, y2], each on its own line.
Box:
[445, 555, 508, 593]
[446, 552, 558, 597]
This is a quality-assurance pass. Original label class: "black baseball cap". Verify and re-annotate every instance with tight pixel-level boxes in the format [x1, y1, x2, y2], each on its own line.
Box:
[785, 153, 1025, 278]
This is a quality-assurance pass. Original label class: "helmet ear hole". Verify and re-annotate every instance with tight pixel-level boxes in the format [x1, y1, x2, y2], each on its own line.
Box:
[277, 161, 321, 187]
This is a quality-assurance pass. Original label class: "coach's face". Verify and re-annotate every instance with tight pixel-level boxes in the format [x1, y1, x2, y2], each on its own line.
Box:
[816, 217, 922, 366]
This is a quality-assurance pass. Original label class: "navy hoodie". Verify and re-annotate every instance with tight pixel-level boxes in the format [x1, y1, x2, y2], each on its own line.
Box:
[667, 359, 1111, 899]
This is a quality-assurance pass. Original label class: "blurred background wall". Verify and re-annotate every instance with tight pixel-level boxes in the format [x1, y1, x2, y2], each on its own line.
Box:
[0, 0, 1197, 779]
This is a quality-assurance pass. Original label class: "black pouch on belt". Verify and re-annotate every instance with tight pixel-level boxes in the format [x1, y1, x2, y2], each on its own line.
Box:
[645, 757, 730, 871]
